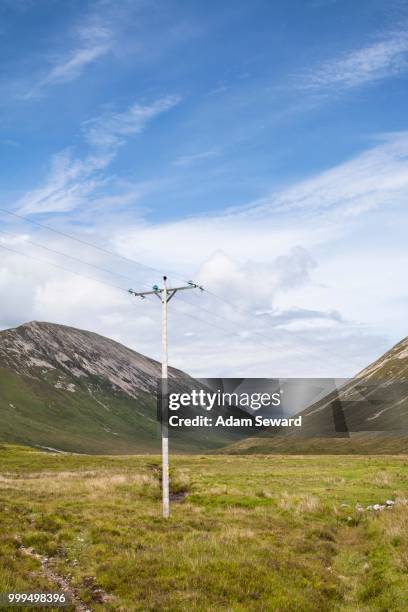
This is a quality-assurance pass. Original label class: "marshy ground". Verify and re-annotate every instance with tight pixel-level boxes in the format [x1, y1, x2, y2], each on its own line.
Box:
[0, 446, 407, 611]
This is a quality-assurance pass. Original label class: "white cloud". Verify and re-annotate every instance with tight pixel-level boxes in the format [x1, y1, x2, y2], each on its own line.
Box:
[197, 248, 316, 310]
[105, 132, 408, 375]
[106, 132, 408, 279]
[246, 132, 408, 218]
[16, 150, 112, 214]
[23, 18, 113, 99]
[15, 96, 180, 214]
[302, 30, 408, 91]
[83, 96, 181, 149]
[3, 133, 408, 377]
[41, 44, 110, 85]
[173, 150, 221, 167]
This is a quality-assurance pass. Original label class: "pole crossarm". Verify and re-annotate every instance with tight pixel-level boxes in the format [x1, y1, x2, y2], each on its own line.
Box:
[128, 281, 203, 302]
[128, 276, 203, 518]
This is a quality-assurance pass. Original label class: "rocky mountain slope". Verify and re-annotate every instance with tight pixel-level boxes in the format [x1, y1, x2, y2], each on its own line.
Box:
[354, 336, 408, 381]
[0, 321, 240, 454]
[223, 337, 408, 454]
[297, 337, 408, 437]
[0, 321, 192, 398]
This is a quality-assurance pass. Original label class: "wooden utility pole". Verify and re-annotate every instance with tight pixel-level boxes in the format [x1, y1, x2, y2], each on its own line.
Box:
[129, 276, 203, 517]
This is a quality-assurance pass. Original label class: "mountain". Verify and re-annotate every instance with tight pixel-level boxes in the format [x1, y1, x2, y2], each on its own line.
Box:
[222, 337, 408, 454]
[3, 322, 407, 456]
[0, 321, 242, 454]
[354, 336, 408, 381]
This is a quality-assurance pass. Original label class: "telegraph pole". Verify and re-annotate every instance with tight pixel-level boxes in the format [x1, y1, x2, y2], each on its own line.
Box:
[161, 277, 169, 518]
[129, 276, 203, 518]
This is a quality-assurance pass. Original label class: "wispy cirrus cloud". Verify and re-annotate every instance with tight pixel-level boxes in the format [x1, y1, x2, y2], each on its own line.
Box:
[16, 150, 112, 214]
[173, 149, 221, 167]
[240, 131, 408, 219]
[104, 131, 408, 374]
[23, 20, 113, 100]
[16, 96, 180, 214]
[109, 131, 408, 283]
[301, 30, 408, 91]
[5, 132, 408, 376]
[83, 95, 181, 149]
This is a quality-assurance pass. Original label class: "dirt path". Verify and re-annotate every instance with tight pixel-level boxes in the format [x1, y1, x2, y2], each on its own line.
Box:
[19, 546, 91, 612]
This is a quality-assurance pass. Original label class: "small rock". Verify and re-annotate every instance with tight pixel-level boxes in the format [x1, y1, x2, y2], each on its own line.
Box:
[385, 500, 395, 506]
[341, 503, 349, 507]
[373, 504, 385, 511]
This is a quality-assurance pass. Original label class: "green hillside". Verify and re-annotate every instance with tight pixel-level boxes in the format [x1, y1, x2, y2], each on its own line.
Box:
[0, 322, 241, 454]
[2, 322, 408, 455]
[0, 367, 161, 454]
[0, 364, 245, 454]
[223, 336, 408, 455]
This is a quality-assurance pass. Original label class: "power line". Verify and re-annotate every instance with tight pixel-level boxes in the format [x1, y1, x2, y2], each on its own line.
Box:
[0, 243, 128, 293]
[0, 207, 337, 363]
[170, 300, 297, 355]
[0, 237, 261, 350]
[1, 239, 329, 366]
[127, 283, 284, 353]
[0, 207, 183, 283]
[177, 291, 306, 355]
[0, 228, 151, 291]
[0, 239, 226, 343]
[187, 287, 339, 362]
[0, 223, 265, 347]
[0, 208, 280, 341]
[0, 208, 271, 332]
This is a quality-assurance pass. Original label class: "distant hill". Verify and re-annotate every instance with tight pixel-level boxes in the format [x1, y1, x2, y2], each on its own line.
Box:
[3, 322, 407, 455]
[354, 336, 408, 381]
[0, 321, 244, 454]
[222, 338, 408, 454]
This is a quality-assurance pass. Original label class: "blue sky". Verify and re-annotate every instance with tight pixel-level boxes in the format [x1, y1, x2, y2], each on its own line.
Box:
[1, 0, 408, 376]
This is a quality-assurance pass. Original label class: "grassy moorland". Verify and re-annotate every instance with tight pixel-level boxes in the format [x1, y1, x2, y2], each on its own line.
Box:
[0, 445, 407, 611]
[221, 434, 408, 455]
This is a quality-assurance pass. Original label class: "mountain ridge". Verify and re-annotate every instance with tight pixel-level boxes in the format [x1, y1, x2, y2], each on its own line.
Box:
[355, 336, 408, 381]
[221, 335, 408, 454]
[0, 321, 240, 454]
[0, 320, 191, 397]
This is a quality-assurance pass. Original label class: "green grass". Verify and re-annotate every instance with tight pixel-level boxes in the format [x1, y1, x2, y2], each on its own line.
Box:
[0, 445, 407, 611]
[221, 434, 408, 455]
[0, 368, 234, 455]
[0, 367, 162, 454]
